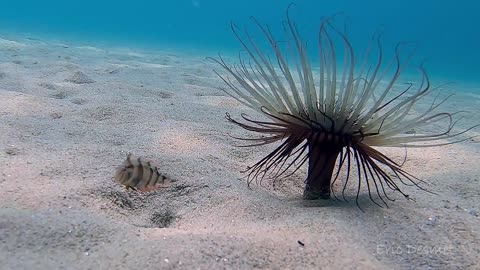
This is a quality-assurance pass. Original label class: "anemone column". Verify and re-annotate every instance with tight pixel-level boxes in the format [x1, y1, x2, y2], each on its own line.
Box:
[303, 134, 343, 200]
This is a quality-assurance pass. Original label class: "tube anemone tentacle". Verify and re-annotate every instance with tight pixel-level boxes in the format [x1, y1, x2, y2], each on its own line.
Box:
[210, 8, 478, 207]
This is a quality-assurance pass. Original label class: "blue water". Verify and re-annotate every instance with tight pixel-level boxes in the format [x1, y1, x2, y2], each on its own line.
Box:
[1, 0, 479, 84]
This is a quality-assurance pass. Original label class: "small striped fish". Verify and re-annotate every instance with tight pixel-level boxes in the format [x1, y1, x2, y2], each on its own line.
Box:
[114, 153, 171, 192]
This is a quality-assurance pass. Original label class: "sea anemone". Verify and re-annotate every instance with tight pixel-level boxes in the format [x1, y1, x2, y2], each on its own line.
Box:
[210, 9, 477, 208]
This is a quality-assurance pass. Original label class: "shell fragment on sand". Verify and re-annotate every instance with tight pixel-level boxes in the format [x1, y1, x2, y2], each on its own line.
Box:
[65, 71, 95, 84]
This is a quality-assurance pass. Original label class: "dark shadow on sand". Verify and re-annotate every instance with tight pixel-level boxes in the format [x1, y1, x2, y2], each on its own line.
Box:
[293, 193, 400, 211]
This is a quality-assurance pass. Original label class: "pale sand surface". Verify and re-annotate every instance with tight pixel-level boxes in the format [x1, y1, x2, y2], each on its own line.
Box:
[0, 36, 479, 270]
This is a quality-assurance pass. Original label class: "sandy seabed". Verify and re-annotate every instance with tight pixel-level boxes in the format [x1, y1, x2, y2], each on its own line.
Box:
[0, 36, 479, 270]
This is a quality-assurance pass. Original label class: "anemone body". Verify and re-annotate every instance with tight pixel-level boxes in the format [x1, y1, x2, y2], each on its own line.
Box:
[212, 11, 476, 207]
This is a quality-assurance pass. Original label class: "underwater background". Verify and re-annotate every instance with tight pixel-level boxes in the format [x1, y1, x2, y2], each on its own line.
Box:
[1, 0, 479, 85]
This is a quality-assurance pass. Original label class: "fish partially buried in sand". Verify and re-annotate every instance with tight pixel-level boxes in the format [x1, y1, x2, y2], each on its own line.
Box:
[114, 153, 172, 192]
